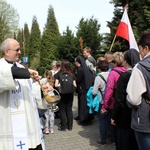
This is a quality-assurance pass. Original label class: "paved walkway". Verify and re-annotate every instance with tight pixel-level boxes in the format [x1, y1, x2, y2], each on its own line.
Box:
[44, 96, 115, 150]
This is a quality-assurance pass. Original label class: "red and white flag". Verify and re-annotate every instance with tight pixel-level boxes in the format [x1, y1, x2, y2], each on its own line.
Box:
[116, 9, 139, 51]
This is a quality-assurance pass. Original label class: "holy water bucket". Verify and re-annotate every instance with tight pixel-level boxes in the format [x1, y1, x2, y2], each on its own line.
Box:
[44, 89, 61, 112]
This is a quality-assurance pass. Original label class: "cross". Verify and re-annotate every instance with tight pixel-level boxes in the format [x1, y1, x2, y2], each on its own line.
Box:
[79, 37, 84, 51]
[16, 141, 25, 149]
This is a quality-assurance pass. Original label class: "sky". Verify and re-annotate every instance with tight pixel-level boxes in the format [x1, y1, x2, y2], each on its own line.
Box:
[6, 0, 114, 34]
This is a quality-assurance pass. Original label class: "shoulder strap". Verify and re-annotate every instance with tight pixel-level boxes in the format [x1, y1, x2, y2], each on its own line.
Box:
[87, 57, 96, 66]
[99, 74, 107, 84]
[113, 69, 123, 75]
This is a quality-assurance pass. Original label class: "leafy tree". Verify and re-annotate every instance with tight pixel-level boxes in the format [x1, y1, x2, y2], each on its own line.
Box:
[0, 0, 19, 42]
[76, 16, 103, 59]
[28, 16, 41, 67]
[40, 5, 60, 75]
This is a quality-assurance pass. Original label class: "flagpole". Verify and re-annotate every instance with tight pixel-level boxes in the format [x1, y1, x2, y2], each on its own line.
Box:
[109, 35, 116, 51]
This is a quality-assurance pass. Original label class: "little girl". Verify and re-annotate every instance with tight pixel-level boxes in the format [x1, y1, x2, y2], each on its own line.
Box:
[41, 70, 55, 134]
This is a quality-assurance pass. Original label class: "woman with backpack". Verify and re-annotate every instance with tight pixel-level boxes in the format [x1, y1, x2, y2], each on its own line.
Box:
[92, 60, 109, 146]
[111, 49, 140, 150]
[101, 52, 126, 148]
[55, 60, 77, 131]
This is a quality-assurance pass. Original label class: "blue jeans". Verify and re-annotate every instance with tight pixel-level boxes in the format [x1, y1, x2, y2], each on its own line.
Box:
[97, 109, 114, 143]
[97, 112, 107, 143]
[135, 131, 150, 150]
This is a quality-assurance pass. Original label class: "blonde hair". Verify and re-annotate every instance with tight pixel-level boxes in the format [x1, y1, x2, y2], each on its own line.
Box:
[112, 52, 124, 67]
[44, 70, 49, 77]
[97, 56, 105, 63]
[46, 71, 55, 87]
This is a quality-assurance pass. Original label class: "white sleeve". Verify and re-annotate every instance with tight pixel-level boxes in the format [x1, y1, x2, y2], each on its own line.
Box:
[0, 64, 18, 93]
[92, 76, 100, 95]
[126, 66, 146, 106]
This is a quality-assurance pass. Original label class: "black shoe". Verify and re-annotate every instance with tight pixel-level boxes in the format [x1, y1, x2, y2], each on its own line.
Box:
[67, 128, 72, 131]
[67, 127, 72, 131]
[97, 140, 106, 146]
[79, 120, 92, 126]
[74, 116, 79, 120]
[55, 115, 60, 119]
[58, 123, 61, 127]
[58, 126, 66, 131]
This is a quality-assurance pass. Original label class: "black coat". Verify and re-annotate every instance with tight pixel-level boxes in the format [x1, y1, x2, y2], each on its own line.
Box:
[76, 66, 86, 94]
[112, 70, 132, 128]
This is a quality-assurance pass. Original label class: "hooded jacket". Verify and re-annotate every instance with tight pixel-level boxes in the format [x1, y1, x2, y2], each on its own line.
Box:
[127, 54, 150, 133]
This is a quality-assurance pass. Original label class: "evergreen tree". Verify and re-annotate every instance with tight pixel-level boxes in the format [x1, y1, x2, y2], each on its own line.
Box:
[104, 0, 150, 52]
[76, 16, 103, 59]
[23, 23, 30, 57]
[57, 26, 80, 64]
[16, 29, 24, 60]
[128, 0, 150, 37]
[103, 8, 129, 52]
[28, 16, 41, 67]
[40, 5, 60, 75]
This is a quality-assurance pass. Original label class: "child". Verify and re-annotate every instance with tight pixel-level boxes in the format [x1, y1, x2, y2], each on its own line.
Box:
[41, 70, 55, 134]
[32, 79, 47, 130]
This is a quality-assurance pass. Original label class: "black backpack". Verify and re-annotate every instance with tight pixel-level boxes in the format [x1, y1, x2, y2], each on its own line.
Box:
[113, 69, 123, 97]
[59, 72, 74, 94]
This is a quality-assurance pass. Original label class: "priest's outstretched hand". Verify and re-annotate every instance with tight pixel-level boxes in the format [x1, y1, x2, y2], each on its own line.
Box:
[28, 69, 41, 81]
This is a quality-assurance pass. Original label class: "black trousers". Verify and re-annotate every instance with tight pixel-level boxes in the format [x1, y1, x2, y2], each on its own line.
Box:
[59, 93, 74, 130]
[29, 144, 42, 150]
[116, 128, 138, 150]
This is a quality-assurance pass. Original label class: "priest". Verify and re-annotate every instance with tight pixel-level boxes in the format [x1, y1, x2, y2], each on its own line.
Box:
[0, 38, 51, 150]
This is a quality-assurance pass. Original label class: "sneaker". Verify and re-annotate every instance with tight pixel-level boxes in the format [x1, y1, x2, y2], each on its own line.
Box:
[50, 128, 54, 134]
[43, 128, 49, 134]
[97, 140, 106, 146]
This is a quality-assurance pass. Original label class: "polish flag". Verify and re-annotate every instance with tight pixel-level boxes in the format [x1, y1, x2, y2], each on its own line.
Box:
[116, 9, 139, 51]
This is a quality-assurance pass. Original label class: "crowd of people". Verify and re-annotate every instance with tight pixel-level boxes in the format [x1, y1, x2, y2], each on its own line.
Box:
[1, 32, 150, 150]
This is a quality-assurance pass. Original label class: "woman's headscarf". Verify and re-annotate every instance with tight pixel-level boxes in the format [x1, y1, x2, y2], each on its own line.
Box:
[124, 48, 140, 68]
[75, 56, 93, 90]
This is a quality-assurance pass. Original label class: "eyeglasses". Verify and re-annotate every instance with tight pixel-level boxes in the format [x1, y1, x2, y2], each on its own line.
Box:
[8, 48, 20, 52]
